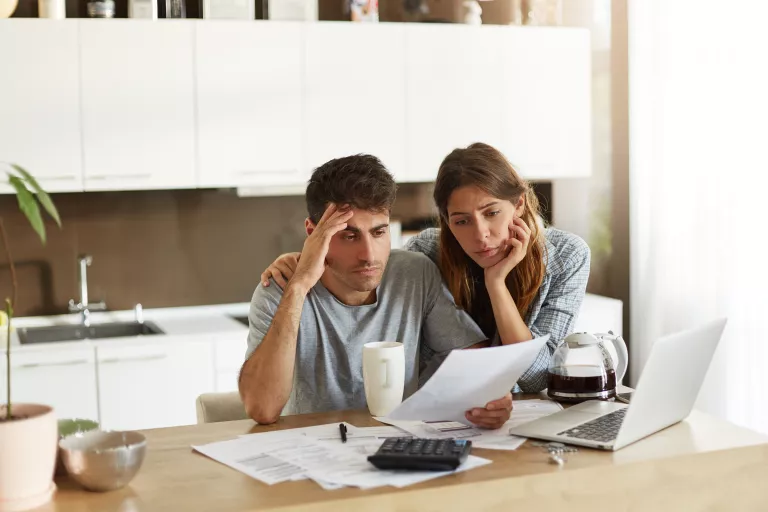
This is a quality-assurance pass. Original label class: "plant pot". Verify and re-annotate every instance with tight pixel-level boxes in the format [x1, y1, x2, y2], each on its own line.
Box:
[0, 0, 18, 17]
[0, 404, 57, 512]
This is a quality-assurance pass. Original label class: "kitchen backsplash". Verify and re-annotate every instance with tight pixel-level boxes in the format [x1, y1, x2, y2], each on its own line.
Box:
[0, 183, 439, 317]
[0, 181, 549, 317]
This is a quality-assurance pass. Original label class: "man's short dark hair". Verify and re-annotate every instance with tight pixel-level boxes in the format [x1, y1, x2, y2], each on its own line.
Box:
[306, 154, 397, 224]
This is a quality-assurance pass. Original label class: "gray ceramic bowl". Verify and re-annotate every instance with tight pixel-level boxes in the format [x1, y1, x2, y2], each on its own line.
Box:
[59, 430, 147, 492]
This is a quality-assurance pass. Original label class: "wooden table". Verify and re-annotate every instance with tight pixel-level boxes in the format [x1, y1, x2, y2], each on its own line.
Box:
[43, 395, 768, 511]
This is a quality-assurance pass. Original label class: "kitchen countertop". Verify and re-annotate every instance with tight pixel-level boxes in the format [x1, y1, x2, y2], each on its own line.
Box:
[2, 302, 251, 353]
[3, 292, 621, 353]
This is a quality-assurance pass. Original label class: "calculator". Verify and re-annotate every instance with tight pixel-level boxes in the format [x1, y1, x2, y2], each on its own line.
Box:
[367, 438, 472, 471]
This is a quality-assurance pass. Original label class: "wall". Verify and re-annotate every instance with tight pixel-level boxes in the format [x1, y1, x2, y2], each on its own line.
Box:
[0, 184, 441, 317]
[547, 0, 630, 356]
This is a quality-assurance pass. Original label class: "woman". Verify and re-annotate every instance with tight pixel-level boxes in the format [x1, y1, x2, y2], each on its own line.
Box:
[261, 143, 590, 392]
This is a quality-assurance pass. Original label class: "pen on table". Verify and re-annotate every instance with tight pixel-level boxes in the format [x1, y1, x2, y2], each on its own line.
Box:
[339, 423, 347, 443]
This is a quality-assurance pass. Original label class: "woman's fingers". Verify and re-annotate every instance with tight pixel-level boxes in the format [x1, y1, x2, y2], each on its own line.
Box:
[511, 224, 528, 241]
[274, 261, 295, 281]
[271, 270, 287, 289]
[508, 237, 523, 252]
[514, 215, 532, 236]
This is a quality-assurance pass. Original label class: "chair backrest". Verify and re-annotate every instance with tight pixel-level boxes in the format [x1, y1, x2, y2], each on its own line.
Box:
[195, 392, 249, 424]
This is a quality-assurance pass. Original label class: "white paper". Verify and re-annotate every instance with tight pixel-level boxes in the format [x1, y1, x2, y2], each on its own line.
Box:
[193, 436, 315, 485]
[240, 423, 412, 456]
[195, 422, 491, 490]
[379, 399, 563, 451]
[307, 425, 413, 456]
[387, 336, 549, 424]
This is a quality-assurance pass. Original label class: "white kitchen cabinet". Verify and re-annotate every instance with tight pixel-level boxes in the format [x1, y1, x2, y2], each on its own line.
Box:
[96, 340, 213, 430]
[196, 21, 304, 189]
[304, 22, 406, 177]
[79, 20, 196, 191]
[213, 336, 247, 393]
[500, 28, 592, 179]
[0, 345, 98, 422]
[404, 24, 506, 183]
[0, 20, 84, 193]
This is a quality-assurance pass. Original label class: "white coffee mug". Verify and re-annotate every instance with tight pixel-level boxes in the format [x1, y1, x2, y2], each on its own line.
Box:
[362, 341, 405, 416]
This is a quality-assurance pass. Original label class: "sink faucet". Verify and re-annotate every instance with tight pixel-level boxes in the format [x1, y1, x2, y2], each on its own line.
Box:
[68, 254, 106, 327]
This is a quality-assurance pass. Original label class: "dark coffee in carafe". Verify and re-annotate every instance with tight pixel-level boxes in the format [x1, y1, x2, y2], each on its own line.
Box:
[547, 365, 617, 403]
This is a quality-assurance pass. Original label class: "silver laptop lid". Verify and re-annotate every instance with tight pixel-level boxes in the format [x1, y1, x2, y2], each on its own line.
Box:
[614, 318, 727, 450]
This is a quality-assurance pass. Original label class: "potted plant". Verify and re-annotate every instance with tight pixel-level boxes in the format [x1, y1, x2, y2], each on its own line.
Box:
[0, 163, 61, 512]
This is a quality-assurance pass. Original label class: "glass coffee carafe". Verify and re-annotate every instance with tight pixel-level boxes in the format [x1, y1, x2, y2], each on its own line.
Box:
[547, 332, 628, 403]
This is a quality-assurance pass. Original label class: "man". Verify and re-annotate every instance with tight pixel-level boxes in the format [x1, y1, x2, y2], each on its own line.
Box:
[239, 154, 512, 427]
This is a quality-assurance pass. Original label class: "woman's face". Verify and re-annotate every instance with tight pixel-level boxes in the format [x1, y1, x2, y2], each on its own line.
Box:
[446, 185, 524, 269]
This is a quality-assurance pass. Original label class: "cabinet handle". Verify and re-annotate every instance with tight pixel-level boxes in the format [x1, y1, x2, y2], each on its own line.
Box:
[100, 354, 167, 364]
[235, 169, 298, 176]
[17, 359, 90, 369]
[88, 174, 152, 181]
[38, 175, 78, 182]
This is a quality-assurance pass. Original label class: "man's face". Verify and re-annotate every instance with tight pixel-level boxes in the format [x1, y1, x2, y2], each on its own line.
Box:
[314, 208, 391, 295]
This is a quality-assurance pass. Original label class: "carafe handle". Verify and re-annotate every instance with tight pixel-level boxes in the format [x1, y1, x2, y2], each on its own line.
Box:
[595, 332, 629, 383]
[609, 334, 629, 383]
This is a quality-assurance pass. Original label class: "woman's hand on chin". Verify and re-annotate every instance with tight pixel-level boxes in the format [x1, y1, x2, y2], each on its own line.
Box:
[484, 216, 532, 287]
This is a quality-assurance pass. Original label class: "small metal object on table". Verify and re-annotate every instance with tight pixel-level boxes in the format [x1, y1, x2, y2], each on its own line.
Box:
[530, 441, 578, 466]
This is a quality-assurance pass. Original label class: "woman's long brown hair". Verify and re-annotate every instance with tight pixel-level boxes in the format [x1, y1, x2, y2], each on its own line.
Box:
[434, 142, 547, 322]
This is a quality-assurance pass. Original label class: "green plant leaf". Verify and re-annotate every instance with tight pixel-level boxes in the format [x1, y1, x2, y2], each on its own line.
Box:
[10, 164, 61, 228]
[8, 176, 46, 245]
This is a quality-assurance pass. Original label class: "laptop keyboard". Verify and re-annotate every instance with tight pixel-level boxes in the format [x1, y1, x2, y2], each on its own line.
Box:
[558, 408, 628, 443]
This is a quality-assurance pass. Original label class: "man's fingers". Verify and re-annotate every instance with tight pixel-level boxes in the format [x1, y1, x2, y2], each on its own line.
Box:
[485, 396, 513, 411]
[318, 210, 354, 238]
[316, 203, 338, 225]
[468, 408, 509, 419]
[261, 270, 271, 287]
[465, 413, 505, 429]
[322, 221, 350, 240]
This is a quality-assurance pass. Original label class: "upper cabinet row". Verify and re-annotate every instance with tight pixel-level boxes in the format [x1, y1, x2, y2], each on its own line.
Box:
[0, 20, 591, 194]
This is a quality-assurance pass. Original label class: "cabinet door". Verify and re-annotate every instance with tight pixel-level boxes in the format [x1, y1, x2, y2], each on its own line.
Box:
[1, 346, 98, 422]
[213, 336, 247, 393]
[305, 22, 406, 177]
[96, 340, 214, 430]
[500, 28, 592, 179]
[79, 20, 196, 191]
[0, 20, 84, 193]
[196, 21, 304, 188]
[404, 25, 505, 183]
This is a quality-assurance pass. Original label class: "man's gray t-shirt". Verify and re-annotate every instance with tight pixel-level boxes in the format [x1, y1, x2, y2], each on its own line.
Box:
[245, 250, 486, 415]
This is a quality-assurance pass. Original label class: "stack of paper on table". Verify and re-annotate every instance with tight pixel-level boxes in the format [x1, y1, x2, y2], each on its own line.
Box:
[192, 423, 491, 490]
[377, 399, 563, 451]
[193, 336, 563, 489]
[192, 399, 562, 489]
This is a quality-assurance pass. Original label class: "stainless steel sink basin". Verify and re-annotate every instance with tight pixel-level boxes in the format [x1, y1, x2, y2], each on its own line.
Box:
[231, 315, 249, 327]
[17, 321, 164, 345]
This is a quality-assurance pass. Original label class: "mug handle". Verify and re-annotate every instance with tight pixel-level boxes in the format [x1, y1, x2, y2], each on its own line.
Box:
[381, 359, 391, 389]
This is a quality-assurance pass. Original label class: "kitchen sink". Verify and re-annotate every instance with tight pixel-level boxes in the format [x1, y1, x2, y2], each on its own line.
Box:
[17, 321, 165, 345]
[231, 315, 249, 327]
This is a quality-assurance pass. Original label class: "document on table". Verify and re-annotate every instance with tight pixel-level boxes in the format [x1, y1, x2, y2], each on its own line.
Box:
[238, 423, 411, 455]
[194, 423, 491, 490]
[387, 335, 550, 424]
[379, 399, 563, 451]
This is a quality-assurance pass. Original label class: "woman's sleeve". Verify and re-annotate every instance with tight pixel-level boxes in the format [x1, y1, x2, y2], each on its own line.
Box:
[403, 227, 441, 265]
[516, 238, 591, 392]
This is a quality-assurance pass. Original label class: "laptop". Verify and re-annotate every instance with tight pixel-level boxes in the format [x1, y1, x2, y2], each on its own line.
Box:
[509, 318, 727, 451]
